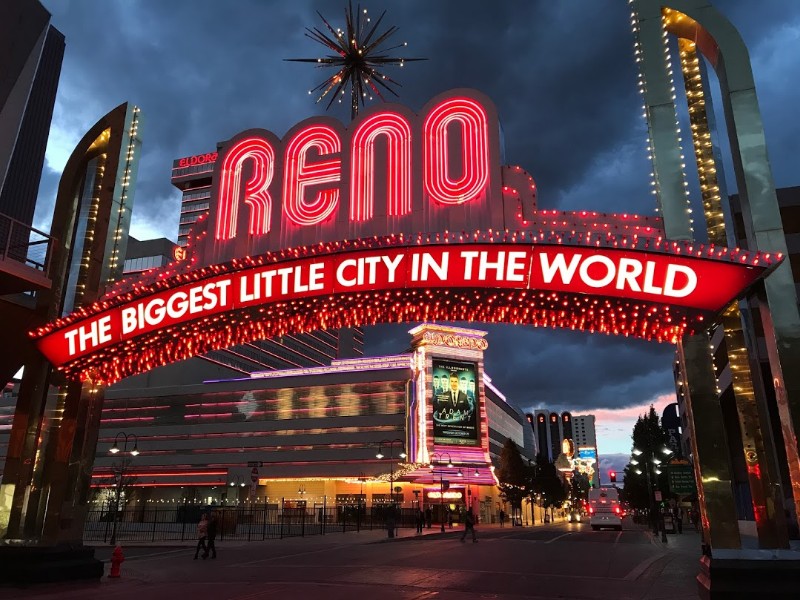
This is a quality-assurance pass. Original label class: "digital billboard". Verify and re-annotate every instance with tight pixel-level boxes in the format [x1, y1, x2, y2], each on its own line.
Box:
[432, 358, 479, 446]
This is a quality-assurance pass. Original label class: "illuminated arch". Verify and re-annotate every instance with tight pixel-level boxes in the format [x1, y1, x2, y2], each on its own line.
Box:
[31, 232, 777, 385]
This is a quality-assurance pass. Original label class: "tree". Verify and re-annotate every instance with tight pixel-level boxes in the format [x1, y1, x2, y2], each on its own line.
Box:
[91, 472, 139, 520]
[621, 405, 670, 510]
[497, 438, 528, 511]
[531, 455, 567, 507]
[569, 470, 591, 503]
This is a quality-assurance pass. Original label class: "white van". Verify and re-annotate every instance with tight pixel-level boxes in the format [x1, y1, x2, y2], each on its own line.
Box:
[588, 487, 622, 531]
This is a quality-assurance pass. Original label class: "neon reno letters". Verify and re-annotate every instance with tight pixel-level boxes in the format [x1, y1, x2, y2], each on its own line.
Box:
[34, 240, 777, 380]
[212, 91, 495, 244]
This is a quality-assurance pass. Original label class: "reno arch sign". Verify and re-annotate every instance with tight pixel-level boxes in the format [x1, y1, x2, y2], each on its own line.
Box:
[31, 89, 781, 383]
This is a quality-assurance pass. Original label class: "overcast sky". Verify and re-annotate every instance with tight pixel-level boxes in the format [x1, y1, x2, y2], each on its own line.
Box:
[37, 1, 800, 468]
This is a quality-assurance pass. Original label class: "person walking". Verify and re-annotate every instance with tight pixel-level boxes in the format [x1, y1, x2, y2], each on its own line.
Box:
[673, 506, 683, 534]
[499, 509, 506, 527]
[460, 508, 477, 543]
[203, 512, 218, 558]
[416, 508, 424, 534]
[194, 513, 209, 559]
[425, 506, 433, 529]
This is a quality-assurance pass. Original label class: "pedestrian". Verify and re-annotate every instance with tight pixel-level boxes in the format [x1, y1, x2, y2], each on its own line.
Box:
[416, 508, 424, 534]
[194, 513, 208, 559]
[425, 506, 433, 529]
[499, 509, 506, 527]
[203, 511, 218, 559]
[674, 506, 683, 534]
[460, 508, 478, 543]
[386, 504, 396, 539]
[447, 508, 454, 528]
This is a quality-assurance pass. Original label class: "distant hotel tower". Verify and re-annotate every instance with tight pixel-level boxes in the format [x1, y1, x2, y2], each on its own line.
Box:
[527, 410, 599, 487]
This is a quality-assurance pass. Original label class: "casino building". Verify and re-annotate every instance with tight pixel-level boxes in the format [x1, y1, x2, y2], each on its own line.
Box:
[92, 324, 535, 522]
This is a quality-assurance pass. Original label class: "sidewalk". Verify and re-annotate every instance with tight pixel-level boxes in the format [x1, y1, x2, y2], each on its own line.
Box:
[88, 521, 479, 552]
[640, 526, 703, 599]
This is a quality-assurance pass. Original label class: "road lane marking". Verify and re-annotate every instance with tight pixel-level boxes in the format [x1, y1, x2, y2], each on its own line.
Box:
[544, 532, 573, 544]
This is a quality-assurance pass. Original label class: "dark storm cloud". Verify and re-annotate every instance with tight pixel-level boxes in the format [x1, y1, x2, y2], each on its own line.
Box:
[37, 1, 800, 425]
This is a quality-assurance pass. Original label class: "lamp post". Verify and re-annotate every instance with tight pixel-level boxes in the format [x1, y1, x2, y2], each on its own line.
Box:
[632, 445, 672, 539]
[428, 452, 457, 532]
[376, 439, 406, 505]
[377, 439, 405, 538]
[108, 432, 139, 546]
[459, 467, 480, 513]
[228, 475, 247, 504]
[357, 472, 367, 531]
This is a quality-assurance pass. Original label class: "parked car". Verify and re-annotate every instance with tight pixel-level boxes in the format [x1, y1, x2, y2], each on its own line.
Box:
[566, 510, 582, 523]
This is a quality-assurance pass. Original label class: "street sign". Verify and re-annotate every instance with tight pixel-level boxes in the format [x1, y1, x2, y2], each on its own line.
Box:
[667, 464, 697, 495]
[654, 490, 662, 502]
[247, 461, 263, 467]
[251, 467, 259, 482]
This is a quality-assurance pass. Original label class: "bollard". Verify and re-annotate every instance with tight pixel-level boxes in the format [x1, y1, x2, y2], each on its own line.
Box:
[109, 545, 125, 578]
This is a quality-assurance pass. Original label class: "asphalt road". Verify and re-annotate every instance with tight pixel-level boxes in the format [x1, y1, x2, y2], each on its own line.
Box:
[4, 521, 701, 600]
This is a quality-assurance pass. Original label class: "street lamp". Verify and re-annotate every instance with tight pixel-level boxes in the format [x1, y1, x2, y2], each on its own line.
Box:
[108, 432, 139, 545]
[459, 467, 480, 513]
[428, 452, 454, 532]
[632, 444, 668, 538]
[376, 439, 406, 506]
[377, 439, 405, 539]
[227, 475, 247, 505]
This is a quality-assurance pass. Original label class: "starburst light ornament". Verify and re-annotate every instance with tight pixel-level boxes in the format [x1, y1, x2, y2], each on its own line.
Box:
[286, 2, 426, 120]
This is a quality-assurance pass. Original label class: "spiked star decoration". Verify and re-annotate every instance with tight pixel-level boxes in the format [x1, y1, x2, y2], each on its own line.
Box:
[286, 2, 425, 120]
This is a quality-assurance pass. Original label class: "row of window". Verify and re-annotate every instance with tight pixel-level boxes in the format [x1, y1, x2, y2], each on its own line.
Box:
[181, 201, 210, 214]
[181, 188, 211, 201]
[171, 163, 214, 178]
[123, 255, 167, 273]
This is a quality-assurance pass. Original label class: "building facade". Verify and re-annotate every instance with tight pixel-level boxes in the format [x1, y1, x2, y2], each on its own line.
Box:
[123, 236, 178, 275]
[1, 101, 145, 541]
[0, 0, 64, 228]
[92, 325, 534, 523]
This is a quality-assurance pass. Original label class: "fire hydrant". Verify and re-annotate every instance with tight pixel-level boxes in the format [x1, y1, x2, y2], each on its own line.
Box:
[109, 546, 125, 578]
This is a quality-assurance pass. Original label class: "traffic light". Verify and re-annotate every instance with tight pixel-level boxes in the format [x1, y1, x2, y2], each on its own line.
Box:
[609, 470, 617, 483]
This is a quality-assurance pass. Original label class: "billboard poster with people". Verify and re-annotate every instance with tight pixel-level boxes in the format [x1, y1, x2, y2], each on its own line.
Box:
[432, 358, 480, 446]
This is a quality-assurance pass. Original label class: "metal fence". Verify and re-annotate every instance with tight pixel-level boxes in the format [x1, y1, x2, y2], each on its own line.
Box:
[83, 501, 423, 544]
[0, 212, 53, 275]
